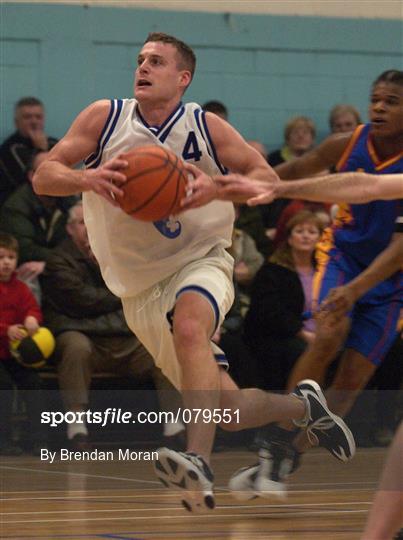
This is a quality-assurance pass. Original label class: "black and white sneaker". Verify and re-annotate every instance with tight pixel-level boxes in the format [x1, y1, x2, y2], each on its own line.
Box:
[154, 447, 215, 512]
[228, 426, 301, 501]
[293, 379, 356, 462]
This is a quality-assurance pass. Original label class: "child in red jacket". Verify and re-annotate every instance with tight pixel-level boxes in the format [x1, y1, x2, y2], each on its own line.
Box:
[0, 232, 48, 455]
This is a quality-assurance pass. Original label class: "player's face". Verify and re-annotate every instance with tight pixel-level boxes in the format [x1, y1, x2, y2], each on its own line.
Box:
[0, 248, 17, 282]
[134, 42, 190, 104]
[332, 112, 359, 133]
[15, 105, 45, 136]
[288, 221, 321, 254]
[369, 82, 403, 138]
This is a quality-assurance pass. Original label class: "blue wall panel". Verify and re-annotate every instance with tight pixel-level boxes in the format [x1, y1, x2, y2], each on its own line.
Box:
[1, 3, 402, 151]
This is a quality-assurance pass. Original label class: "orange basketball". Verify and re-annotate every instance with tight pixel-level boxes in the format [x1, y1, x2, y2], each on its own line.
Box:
[116, 146, 187, 221]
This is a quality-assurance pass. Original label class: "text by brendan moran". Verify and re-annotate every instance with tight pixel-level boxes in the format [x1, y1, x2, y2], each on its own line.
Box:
[40, 448, 159, 464]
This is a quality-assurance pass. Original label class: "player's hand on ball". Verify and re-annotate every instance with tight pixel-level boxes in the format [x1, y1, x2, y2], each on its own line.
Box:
[82, 155, 128, 206]
[180, 162, 218, 210]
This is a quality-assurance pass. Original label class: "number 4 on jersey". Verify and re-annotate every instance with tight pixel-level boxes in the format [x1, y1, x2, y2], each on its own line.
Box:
[182, 131, 202, 162]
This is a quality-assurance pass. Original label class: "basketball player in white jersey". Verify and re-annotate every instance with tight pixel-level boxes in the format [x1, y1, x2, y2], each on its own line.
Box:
[33, 32, 354, 512]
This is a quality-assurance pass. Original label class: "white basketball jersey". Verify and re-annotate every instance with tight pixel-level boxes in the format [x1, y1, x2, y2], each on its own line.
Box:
[82, 99, 234, 298]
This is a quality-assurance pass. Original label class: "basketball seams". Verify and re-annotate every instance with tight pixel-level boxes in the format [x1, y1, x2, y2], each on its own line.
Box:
[127, 161, 178, 215]
[119, 145, 187, 221]
[125, 162, 168, 182]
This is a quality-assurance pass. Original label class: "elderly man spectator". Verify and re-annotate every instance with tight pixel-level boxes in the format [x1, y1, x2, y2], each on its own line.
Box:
[40, 202, 183, 450]
[0, 97, 58, 207]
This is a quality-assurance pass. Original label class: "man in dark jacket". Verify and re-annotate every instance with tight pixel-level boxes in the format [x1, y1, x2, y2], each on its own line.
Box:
[0, 151, 75, 299]
[40, 202, 184, 450]
[0, 97, 58, 207]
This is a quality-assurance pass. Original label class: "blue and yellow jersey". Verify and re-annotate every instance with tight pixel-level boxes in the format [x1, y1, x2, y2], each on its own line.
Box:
[320, 124, 403, 268]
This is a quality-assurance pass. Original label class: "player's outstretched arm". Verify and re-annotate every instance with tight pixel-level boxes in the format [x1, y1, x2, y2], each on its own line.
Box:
[33, 100, 128, 205]
[248, 171, 403, 206]
[322, 233, 403, 319]
[205, 131, 351, 205]
[181, 112, 278, 209]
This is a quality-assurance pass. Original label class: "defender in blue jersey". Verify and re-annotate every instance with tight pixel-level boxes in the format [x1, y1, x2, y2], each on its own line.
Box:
[193, 69, 403, 499]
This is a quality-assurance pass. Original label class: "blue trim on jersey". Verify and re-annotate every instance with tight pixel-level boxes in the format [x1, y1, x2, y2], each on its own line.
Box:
[200, 111, 227, 175]
[194, 108, 208, 150]
[84, 99, 115, 166]
[137, 101, 183, 136]
[159, 107, 185, 143]
[194, 108, 227, 174]
[85, 99, 123, 169]
[214, 353, 229, 370]
[175, 285, 220, 333]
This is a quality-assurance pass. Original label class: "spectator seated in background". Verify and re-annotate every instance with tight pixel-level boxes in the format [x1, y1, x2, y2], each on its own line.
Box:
[40, 202, 184, 451]
[0, 232, 48, 456]
[272, 198, 331, 250]
[262, 116, 317, 236]
[0, 97, 58, 208]
[329, 103, 362, 134]
[243, 210, 324, 393]
[327, 104, 362, 180]
[228, 204, 264, 314]
[202, 100, 228, 120]
[0, 151, 76, 301]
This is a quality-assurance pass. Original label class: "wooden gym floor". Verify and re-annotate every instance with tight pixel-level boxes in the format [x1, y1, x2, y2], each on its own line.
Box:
[0, 447, 386, 539]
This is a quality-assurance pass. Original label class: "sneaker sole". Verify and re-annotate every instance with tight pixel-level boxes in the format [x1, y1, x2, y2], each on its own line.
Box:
[154, 447, 215, 512]
[300, 379, 356, 462]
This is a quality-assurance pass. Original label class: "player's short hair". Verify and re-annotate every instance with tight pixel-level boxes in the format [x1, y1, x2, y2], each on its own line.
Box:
[202, 101, 228, 120]
[373, 70, 403, 87]
[329, 104, 362, 130]
[284, 116, 316, 142]
[144, 32, 196, 80]
[15, 96, 44, 111]
[0, 232, 19, 254]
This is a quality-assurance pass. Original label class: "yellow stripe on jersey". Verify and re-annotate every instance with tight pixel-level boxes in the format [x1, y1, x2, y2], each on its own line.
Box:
[336, 124, 366, 172]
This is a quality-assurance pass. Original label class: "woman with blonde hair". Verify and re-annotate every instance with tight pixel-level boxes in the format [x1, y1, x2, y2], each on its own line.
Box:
[243, 210, 324, 391]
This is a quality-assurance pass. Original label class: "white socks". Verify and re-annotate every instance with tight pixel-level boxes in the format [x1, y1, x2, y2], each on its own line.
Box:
[163, 420, 185, 437]
[67, 419, 88, 440]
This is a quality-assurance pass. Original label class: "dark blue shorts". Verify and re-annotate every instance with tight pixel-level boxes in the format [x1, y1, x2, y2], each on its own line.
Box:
[313, 247, 402, 366]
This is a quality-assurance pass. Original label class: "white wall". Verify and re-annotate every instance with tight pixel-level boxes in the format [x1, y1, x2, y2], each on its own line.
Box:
[7, 0, 403, 20]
